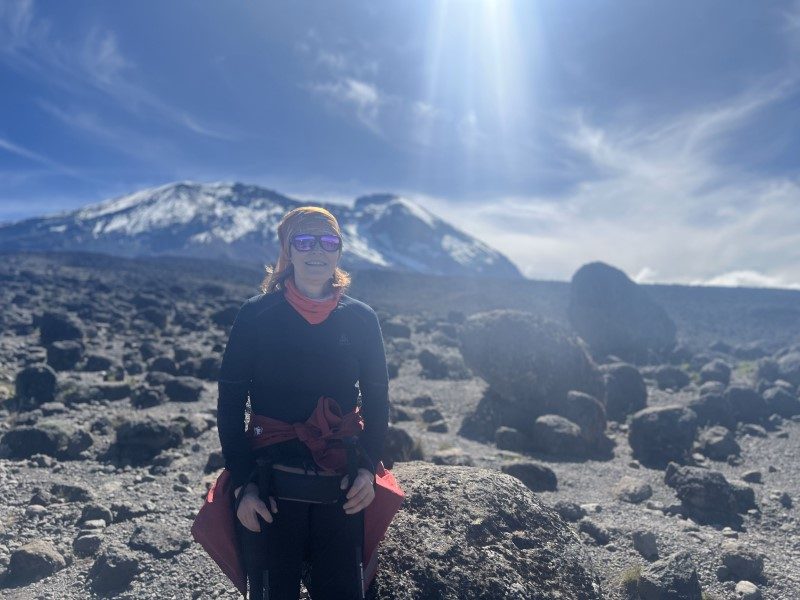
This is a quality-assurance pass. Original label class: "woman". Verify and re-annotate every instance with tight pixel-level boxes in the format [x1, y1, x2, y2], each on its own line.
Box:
[216, 206, 390, 600]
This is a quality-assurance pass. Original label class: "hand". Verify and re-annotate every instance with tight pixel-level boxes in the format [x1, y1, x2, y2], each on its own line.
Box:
[235, 483, 278, 532]
[340, 468, 375, 514]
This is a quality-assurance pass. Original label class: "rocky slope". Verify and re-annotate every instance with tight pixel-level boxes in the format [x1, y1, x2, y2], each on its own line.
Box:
[0, 251, 797, 599]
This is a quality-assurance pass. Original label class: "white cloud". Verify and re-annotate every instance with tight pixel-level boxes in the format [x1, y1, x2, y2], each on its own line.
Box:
[308, 77, 383, 132]
[401, 74, 800, 290]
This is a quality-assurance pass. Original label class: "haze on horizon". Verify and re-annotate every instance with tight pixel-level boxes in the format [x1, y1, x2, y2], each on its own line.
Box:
[1, 0, 799, 290]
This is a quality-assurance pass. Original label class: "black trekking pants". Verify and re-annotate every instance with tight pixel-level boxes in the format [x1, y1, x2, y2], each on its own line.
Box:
[237, 495, 365, 600]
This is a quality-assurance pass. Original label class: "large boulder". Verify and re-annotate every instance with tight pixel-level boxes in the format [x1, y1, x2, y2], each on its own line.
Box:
[628, 405, 697, 468]
[1, 420, 93, 460]
[112, 417, 184, 464]
[458, 310, 604, 440]
[599, 362, 648, 422]
[724, 386, 769, 424]
[14, 364, 58, 409]
[664, 462, 741, 525]
[567, 262, 677, 364]
[762, 386, 800, 418]
[37, 310, 84, 345]
[694, 425, 740, 461]
[687, 392, 736, 429]
[530, 414, 587, 457]
[5, 540, 66, 585]
[369, 462, 603, 599]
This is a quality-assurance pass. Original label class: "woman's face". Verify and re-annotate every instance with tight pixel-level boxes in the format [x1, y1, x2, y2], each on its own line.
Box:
[288, 222, 341, 286]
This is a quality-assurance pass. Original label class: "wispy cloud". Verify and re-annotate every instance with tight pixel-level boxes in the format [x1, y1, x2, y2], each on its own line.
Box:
[0, 136, 100, 184]
[308, 77, 383, 133]
[407, 75, 800, 290]
[0, 0, 237, 141]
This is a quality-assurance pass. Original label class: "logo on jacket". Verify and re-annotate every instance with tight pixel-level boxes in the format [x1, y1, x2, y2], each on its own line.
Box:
[253, 425, 263, 437]
[338, 333, 351, 346]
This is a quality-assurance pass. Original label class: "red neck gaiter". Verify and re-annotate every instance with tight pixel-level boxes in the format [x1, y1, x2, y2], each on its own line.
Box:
[283, 276, 343, 325]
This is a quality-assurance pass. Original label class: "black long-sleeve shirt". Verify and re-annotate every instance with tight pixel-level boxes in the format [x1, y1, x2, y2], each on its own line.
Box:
[216, 290, 390, 489]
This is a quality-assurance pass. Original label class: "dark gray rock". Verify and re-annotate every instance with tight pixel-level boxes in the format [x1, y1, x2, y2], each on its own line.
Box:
[381, 425, 421, 469]
[632, 530, 659, 561]
[687, 393, 736, 429]
[164, 376, 204, 402]
[83, 353, 114, 372]
[368, 462, 603, 599]
[695, 425, 740, 461]
[628, 405, 698, 468]
[637, 549, 702, 599]
[762, 386, 800, 418]
[5, 540, 66, 585]
[88, 545, 141, 595]
[73, 534, 103, 557]
[578, 517, 610, 545]
[725, 386, 769, 424]
[38, 310, 83, 345]
[719, 540, 765, 582]
[531, 414, 587, 457]
[14, 364, 58, 408]
[664, 462, 740, 525]
[600, 362, 648, 421]
[652, 365, 691, 391]
[148, 355, 177, 375]
[128, 522, 190, 558]
[494, 426, 529, 452]
[551, 500, 586, 522]
[613, 476, 653, 503]
[567, 262, 677, 364]
[458, 309, 604, 439]
[430, 447, 474, 466]
[46, 340, 85, 371]
[113, 417, 185, 463]
[500, 461, 557, 492]
[700, 358, 732, 386]
[554, 391, 611, 454]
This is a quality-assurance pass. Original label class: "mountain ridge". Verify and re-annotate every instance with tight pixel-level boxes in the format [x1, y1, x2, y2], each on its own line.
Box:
[0, 181, 523, 279]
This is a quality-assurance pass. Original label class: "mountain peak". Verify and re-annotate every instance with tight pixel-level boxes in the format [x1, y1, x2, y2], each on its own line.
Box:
[0, 181, 523, 279]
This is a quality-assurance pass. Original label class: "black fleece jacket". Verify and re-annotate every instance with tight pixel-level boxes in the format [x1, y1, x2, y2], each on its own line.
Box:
[216, 291, 390, 489]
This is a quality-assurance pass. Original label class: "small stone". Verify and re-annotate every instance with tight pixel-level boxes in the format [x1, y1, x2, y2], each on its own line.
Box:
[73, 534, 103, 557]
[722, 527, 738, 539]
[580, 503, 602, 513]
[577, 517, 610, 545]
[613, 476, 652, 503]
[631, 529, 658, 560]
[741, 470, 762, 484]
[83, 519, 107, 530]
[25, 504, 48, 518]
[735, 580, 761, 599]
[426, 420, 448, 433]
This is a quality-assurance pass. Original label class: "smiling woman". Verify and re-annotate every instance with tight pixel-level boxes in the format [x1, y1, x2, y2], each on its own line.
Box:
[199, 205, 401, 600]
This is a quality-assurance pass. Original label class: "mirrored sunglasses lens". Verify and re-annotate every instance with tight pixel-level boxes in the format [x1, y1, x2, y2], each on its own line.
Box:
[320, 236, 341, 251]
[294, 236, 315, 251]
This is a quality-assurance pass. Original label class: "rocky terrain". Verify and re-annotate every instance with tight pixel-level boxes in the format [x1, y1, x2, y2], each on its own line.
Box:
[0, 250, 798, 599]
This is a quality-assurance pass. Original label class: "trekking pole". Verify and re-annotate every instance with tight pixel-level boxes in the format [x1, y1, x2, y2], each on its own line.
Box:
[345, 438, 366, 600]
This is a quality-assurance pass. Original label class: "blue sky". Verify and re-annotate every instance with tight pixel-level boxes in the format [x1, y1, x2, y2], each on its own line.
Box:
[1, 0, 800, 288]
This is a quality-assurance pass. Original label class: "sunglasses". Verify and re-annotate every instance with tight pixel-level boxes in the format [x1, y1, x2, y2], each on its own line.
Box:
[291, 234, 342, 253]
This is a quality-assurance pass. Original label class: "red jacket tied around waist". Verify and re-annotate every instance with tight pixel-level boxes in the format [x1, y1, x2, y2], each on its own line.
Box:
[191, 395, 405, 597]
[247, 395, 364, 472]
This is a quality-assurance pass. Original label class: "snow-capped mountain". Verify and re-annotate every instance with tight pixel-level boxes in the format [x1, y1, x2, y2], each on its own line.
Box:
[0, 181, 523, 278]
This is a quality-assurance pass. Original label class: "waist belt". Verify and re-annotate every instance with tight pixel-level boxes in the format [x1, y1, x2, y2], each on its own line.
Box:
[270, 468, 343, 504]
